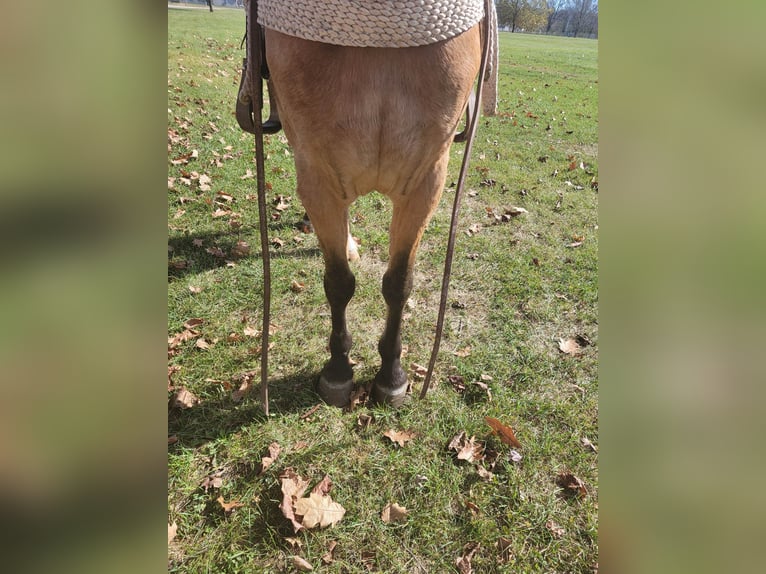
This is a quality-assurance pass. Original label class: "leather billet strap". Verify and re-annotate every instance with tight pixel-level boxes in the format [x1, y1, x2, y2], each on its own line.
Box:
[420, 0, 494, 399]
[237, 0, 273, 415]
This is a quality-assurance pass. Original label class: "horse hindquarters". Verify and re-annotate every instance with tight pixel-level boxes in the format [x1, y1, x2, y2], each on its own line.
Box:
[265, 28, 481, 406]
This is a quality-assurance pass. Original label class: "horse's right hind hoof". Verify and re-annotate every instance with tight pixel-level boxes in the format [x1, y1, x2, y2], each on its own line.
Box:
[316, 375, 354, 408]
[370, 383, 411, 408]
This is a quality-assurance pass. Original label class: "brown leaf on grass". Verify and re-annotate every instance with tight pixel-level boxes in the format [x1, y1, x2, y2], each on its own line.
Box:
[546, 519, 566, 538]
[284, 537, 303, 550]
[311, 474, 334, 497]
[292, 556, 313, 571]
[496, 537, 513, 564]
[356, 413, 373, 429]
[171, 388, 199, 409]
[201, 472, 223, 492]
[455, 542, 481, 574]
[409, 362, 427, 379]
[258, 442, 281, 475]
[381, 502, 408, 523]
[321, 540, 338, 564]
[294, 492, 346, 529]
[231, 371, 255, 402]
[243, 326, 259, 338]
[195, 337, 211, 350]
[184, 318, 204, 329]
[558, 334, 591, 356]
[279, 468, 310, 533]
[217, 495, 244, 514]
[188, 285, 203, 294]
[206, 246, 226, 258]
[274, 195, 291, 211]
[581, 437, 598, 453]
[448, 374, 466, 392]
[556, 471, 588, 498]
[168, 521, 178, 545]
[230, 240, 250, 258]
[346, 387, 368, 412]
[465, 501, 481, 516]
[290, 280, 305, 293]
[476, 465, 494, 481]
[466, 223, 482, 237]
[453, 345, 472, 358]
[472, 380, 492, 401]
[168, 365, 180, 391]
[484, 417, 522, 448]
[382, 429, 417, 448]
[448, 432, 485, 463]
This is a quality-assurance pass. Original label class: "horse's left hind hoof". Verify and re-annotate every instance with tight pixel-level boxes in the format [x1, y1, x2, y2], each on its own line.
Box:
[370, 383, 411, 408]
[316, 375, 354, 407]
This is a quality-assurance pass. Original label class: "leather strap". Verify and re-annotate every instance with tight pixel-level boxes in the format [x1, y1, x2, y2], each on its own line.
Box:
[420, 0, 493, 399]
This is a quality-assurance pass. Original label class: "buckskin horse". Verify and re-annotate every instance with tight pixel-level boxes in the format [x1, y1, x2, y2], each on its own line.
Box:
[237, 0, 497, 409]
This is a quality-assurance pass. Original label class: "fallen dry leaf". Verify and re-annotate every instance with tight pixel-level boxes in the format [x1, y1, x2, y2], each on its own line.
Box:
[188, 285, 203, 294]
[346, 387, 368, 412]
[453, 345, 472, 358]
[290, 280, 305, 293]
[476, 465, 494, 481]
[504, 205, 528, 217]
[556, 471, 588, 498]
[581, 437, 598, 453]
[243, 326, 259, 337]
[231, 373, 253, 403]
[230, 240, 250, 258]
[168, 521, 178, 545]
[292, 555, 313, 571]
[382, 429, 417, 448]
[284, 537, 303, 550]
[258, 442, 281, 475]
[279, 468, 310, 533]
[201, 472, 223, 492]
[465, 501, 481, 516]
[558, 334, 591, 356]
[484, 416, 522, 448]
[294, 492, 346, 529]
[456, 542, 481, 574]
[409, 362, 428, 379]
[448, 432, 485, 463]
[496, 537, 513, 564]
[546, 519, 566, 538]
[381, 502, 408, 523]
[321, 540, 337, 564]
[217, 496, 244, 514]
[183, 318, 204, 329]
[195, 337, 211, 350]
[509, 449, 523, 463]
[171, 388, 199, 409]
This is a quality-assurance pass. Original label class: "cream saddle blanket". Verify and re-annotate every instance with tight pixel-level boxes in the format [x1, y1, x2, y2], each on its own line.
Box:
[256, 0, 485, 48]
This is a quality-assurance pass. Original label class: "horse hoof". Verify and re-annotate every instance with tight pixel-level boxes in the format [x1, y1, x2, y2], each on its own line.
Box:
[316, 375, 354, 407]
[370, 383, 410, 408]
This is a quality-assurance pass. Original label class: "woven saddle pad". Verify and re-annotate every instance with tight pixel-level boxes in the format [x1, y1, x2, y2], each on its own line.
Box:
[257, 0, 485, 48]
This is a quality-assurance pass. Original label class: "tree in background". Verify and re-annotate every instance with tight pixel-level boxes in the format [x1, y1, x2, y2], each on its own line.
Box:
[496, 0, 550, 33]
[497, 0, 598, 38]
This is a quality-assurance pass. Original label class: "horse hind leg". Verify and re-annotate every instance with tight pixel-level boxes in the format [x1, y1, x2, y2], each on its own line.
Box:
[371, 164, 447, 406]
[299, 190, 357, 406]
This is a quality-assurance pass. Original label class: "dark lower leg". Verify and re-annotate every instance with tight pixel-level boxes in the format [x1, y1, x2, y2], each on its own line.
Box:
[320, 259, 355, 386]
[372, 257, 412, 399]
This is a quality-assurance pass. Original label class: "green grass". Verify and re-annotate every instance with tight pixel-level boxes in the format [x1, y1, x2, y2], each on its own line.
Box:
[169, 8, 597, 573]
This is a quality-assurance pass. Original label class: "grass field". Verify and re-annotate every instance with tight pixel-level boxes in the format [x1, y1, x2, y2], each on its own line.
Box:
[168, 8, 598, 573]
